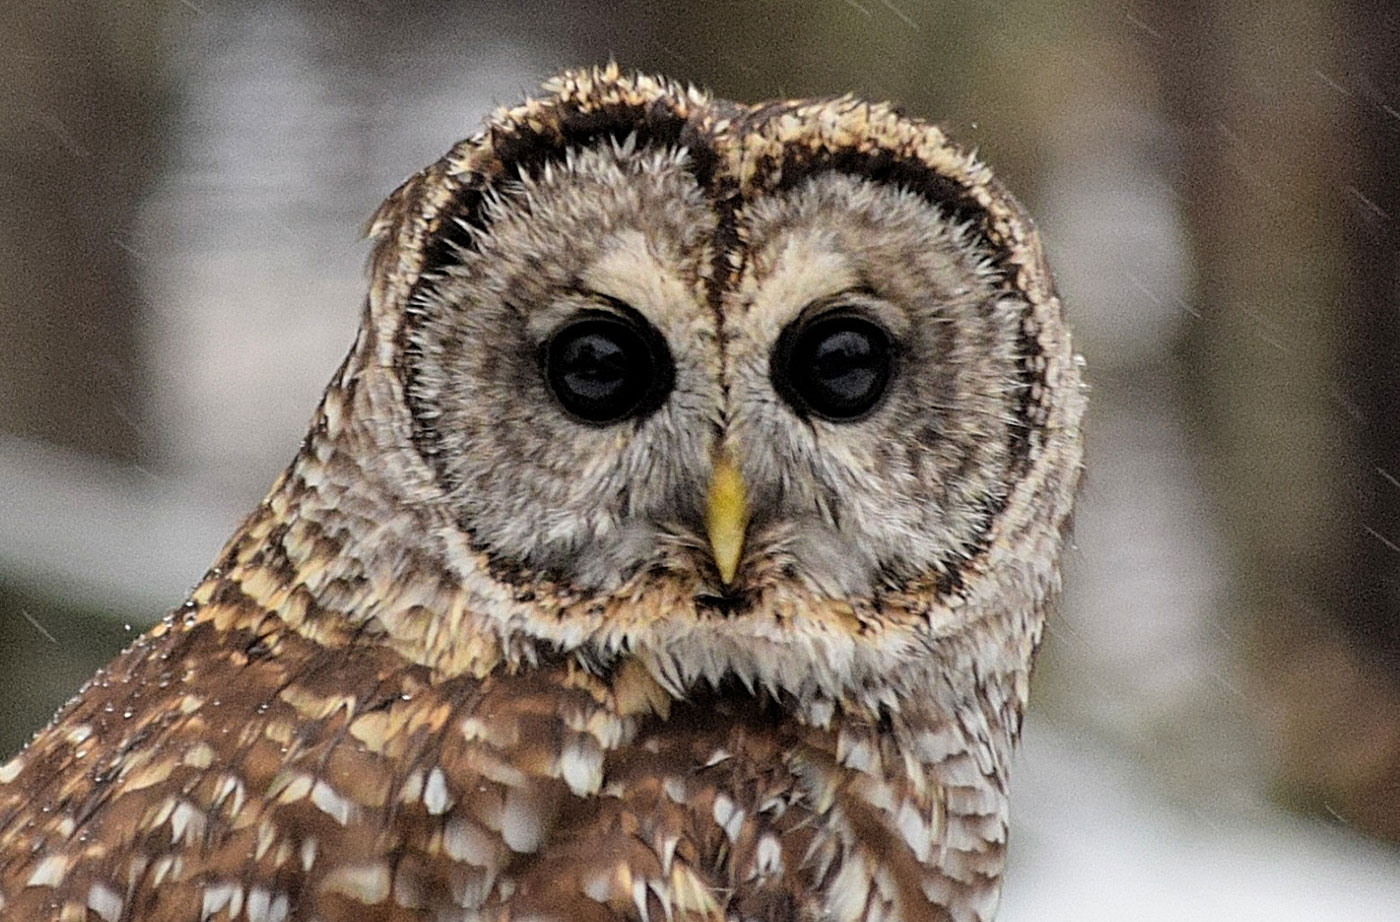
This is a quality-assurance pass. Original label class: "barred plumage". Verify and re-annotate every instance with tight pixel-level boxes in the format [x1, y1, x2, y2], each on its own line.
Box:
[0, 64, 1084, 921]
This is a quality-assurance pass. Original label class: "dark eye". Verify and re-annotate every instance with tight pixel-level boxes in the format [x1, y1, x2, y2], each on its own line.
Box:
[772, 312, 894, 421]
[543, 312, 673, 425]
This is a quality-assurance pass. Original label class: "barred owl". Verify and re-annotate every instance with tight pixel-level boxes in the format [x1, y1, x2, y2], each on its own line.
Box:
[0, 65, 1084, 922]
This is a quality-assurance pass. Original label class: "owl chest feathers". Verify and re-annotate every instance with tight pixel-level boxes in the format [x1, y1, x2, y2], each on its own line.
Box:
[0, 573, 1010, 922]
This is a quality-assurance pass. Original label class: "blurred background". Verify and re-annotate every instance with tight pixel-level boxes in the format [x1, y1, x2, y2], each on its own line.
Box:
[2, 1, 1399, 917]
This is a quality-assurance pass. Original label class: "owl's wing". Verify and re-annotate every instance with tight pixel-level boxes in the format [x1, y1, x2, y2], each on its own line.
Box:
[0, 596, 470, 921]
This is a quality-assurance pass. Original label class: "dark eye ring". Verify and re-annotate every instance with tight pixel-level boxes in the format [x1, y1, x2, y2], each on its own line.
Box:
[771, 310, 895, 422]
[542, 309, 673, 425]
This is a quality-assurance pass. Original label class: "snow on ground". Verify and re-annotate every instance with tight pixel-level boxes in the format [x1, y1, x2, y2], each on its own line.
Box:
[1004, 723, 1400, 921]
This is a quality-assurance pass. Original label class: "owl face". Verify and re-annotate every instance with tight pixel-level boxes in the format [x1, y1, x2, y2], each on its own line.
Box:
[367, 68, 1081, 684]
[403, 144, 1021, 613]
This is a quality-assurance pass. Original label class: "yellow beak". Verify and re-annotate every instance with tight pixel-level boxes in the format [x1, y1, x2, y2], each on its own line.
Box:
[705, 450, 749, 586]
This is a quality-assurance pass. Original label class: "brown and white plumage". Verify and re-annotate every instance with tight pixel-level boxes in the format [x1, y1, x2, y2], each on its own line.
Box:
[0, 65, 1085, 921]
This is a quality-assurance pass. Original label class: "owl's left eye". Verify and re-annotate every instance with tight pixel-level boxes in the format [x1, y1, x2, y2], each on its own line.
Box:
[543, 311, 673, 425]
[771, 311, 894, 422]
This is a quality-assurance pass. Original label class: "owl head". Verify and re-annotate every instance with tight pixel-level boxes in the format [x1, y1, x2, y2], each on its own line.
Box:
[318, 65, 1083, 710]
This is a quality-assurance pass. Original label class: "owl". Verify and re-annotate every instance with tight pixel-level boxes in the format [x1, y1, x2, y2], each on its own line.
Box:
[0, 65, 1084, 922]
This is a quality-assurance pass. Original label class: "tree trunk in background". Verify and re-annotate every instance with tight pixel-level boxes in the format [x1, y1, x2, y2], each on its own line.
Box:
[1346, 2, 1400, 688]
[1155, 0, 1400, 841]
[0, 1, 161, 752]
[0, 1, 159, 463]
[1330, 0, 1400, 839]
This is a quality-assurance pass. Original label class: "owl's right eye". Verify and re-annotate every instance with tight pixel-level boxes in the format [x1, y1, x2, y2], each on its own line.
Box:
[543, 311, 673, 425]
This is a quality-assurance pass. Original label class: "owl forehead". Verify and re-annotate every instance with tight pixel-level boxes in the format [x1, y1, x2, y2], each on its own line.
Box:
[371, 65, 1038, 286]
[400, 89, 1000, 309]
[422, 157, 969, 365]
[375, 65, 1054, 393]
